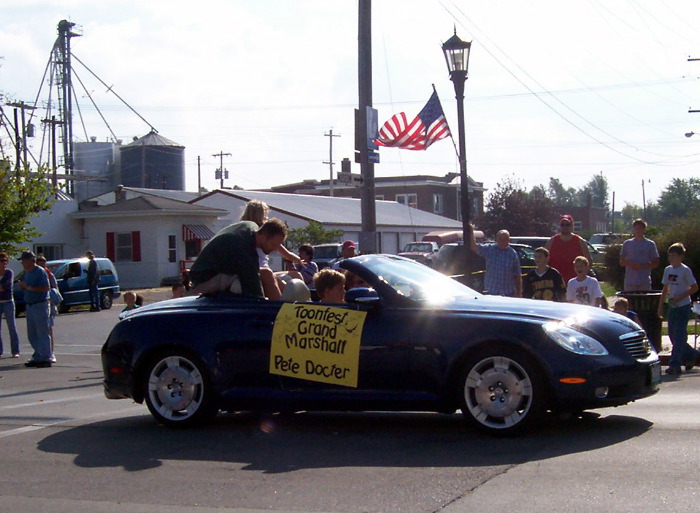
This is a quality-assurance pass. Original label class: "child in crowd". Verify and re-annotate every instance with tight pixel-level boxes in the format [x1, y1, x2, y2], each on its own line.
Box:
[522, 247, 566, 301]
[313, 268, 346, 303]
[658, 243, 699, 375]
[293, 244, 319, 287]
[612, 297, 642, 327]
[122, 291, 139, 312]
[566, 256, 603, 307]
[172, 282, 185, 298]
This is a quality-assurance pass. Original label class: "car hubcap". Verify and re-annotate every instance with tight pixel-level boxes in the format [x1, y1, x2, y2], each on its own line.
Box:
[464, 356, 533, 429]
[148, 356, 204, 420]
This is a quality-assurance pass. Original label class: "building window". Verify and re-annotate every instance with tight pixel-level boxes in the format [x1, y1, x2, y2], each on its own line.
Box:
[375, 194, 385, 200]
[433, 194, 444, 215]
[396, 193, 417, 208]
[34, 244, 62, 261]
[115, 233, 133, 262]
[168, 235, 177, 263]
[185, 240, 200, 259]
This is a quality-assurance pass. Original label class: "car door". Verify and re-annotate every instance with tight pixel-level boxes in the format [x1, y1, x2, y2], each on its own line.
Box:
[57, 261, 87, 305]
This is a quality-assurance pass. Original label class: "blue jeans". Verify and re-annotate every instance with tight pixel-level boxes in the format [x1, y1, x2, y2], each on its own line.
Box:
[89, 282, 100, 310]
[668, 303, 697, 368]
[26, 301, 52, 362]
[0, 301, 21, 355]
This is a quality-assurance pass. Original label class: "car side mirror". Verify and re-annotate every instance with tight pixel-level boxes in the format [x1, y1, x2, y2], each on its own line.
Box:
[345, 287, 380, 306]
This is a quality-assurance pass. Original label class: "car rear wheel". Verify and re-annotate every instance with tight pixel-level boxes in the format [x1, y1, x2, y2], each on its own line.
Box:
[459, 345, 547, 436]
[144, 351, 217, 427]
[100, 290, 113, 309]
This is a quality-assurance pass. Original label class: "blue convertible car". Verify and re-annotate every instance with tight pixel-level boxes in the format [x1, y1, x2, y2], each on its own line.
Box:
[102, 255, 660, 435]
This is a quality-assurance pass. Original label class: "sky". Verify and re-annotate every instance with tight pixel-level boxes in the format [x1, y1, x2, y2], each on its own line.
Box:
[1, 0, 699, 209]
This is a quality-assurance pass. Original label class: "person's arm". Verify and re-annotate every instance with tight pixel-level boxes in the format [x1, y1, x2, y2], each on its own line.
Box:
[544, 237, 553, 251]
[670, 282, 699, 307]
[277, 245, 301, 264]
[658, 284, 669, 318]
[469, 225, 479, 253]
[579, 237, 592, 266]
[514, 273, 522, 298]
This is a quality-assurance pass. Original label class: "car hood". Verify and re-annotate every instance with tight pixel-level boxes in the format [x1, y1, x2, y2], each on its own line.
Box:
[440, 294, 641, 340]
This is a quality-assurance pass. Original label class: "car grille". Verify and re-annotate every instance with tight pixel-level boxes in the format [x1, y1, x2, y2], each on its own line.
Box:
[619, 331, 652, 359]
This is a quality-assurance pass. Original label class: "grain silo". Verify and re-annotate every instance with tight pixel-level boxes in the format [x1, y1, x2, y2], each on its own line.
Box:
[119, 130, 185, 190]
[73, 137, 121, 201]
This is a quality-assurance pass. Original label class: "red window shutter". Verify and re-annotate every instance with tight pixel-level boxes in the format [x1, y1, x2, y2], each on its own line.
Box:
[132, 231, 141, 262]
[106, 232, 115, 261]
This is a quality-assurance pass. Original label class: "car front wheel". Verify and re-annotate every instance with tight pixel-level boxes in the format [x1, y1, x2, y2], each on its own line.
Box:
[144, 352, 217, 427]
[100, 290, 113, 309]
[459, 345, 547, 436]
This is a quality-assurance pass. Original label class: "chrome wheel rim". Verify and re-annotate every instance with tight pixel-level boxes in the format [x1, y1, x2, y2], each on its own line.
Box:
[148, 355, 204, 421]
[464, 356, 533, 429]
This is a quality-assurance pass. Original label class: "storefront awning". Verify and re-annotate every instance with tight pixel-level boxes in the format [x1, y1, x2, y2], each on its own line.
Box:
[183, 224, 215, 241]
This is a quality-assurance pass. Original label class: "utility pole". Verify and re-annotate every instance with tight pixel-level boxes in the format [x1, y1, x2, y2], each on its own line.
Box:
[197, 155, 202, 195]
[324, 129, 341, 197]
[42, 116, 62, 192]
[6, 101, 36, 170]
[212, 151, 231, 189]
[357, 0, 377, 253]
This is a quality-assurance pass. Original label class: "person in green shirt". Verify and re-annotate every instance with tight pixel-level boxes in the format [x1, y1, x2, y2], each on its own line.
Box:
[189, 218, 288, 298]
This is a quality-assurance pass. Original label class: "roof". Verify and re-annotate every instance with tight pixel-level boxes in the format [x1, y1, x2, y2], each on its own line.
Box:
[194, 189, 462, 229]
[124, 130, 183, 148]
[87, 186, 202, 205]
[71, 195, 226, 219]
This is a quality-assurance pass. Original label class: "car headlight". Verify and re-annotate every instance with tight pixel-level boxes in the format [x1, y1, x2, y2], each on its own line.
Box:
[543, 322, 609, 356]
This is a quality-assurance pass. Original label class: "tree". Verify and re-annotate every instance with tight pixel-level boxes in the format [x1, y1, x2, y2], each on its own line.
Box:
[285, 221, 344, 251]
[657, 177, 700, 222]
[547, 178, 577, 207]
[578, 172, 609, 209]
[477, 175, 558, 236]
[0, 161, 55, 254]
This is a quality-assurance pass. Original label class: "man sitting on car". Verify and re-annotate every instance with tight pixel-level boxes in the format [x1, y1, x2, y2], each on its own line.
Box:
[189, 218, 288, 298]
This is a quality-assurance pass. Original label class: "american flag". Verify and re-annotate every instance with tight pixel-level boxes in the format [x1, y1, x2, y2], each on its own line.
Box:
[375, 91, 451, 150]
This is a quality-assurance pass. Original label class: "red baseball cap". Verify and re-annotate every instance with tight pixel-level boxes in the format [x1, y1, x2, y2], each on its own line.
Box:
[560, 214, 574, 224]
[341, 240, 356, 250]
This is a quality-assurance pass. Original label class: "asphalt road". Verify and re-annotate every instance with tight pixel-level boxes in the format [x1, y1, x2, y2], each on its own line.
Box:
[1, 304, 699, 513]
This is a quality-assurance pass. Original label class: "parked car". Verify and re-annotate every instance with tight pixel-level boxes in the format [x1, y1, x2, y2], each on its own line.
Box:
[312, 243, 342, 270]
[397, 241, 439, 266]
[433, 242, 536, 292]
[589, 233, 630, 252]
[101, 254, 660, 435]
[15, 256, 120, 315]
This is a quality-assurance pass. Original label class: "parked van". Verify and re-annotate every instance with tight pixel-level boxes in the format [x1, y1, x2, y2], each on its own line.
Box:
[14, 257, 120, 315]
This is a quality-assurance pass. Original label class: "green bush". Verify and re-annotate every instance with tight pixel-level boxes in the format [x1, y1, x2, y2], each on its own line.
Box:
[653, 218, 700, 292]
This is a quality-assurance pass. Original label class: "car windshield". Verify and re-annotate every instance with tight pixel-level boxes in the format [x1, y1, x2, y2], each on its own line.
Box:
[353, 254, 480, 304]
[314, 246, 339, 259]
[402, 243, 432, 253]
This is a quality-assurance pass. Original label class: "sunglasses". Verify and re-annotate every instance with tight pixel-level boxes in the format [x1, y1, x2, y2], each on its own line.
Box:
[0, 259, 8, 262]
[560, 223, 572, 228]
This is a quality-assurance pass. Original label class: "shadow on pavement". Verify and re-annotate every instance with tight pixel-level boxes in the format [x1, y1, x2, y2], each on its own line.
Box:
[37, 409, 653, 473]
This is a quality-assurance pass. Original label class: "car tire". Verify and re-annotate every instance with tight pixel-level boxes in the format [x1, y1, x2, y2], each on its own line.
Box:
[57, 302, 70, 314]
[100, 291, 113, 310]
[458, 344, 547, 436]
[144, 351, 218, 428]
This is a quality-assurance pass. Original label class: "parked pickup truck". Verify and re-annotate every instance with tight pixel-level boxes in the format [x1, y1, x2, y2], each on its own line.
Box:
[397, 241, 439, 267]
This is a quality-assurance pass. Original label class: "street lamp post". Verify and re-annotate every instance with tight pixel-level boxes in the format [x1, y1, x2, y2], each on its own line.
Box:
[442, 30, 472, 274]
